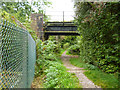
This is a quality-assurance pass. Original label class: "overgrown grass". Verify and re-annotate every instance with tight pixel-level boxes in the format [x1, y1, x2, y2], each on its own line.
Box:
[69, 57, 119, 88]
[70, 57, 98, 70]
[43, 60, 82, 88]
[35, 56, 82, 88]
[84, 70, 119, 88]
[35, 40, 82, 88]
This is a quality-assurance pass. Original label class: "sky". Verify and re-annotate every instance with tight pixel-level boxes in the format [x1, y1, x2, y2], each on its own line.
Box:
[27, 0, 75, 21]
[45, 0, 75, 21]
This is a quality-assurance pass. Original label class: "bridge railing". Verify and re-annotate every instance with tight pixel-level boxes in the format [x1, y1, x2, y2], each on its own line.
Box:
[0, 19, 36, 88]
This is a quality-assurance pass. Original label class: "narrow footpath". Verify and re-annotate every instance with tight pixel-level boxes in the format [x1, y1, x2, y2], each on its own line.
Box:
[61, 50, 101, 88]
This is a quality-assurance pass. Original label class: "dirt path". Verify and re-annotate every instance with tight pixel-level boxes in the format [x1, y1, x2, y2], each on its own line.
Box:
[61, 50, 101, 88]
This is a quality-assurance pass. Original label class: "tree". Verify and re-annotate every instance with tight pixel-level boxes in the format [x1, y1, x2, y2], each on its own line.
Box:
[1, 0, 52, 23]
[74, 1, 120, 73]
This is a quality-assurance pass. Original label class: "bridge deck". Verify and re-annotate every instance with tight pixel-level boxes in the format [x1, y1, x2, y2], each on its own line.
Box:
[46, 26, 77, 31]
[44, 22, 80, 39]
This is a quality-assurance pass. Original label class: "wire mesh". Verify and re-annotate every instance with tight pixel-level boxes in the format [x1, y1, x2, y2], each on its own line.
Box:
[0, 19, 36, 88]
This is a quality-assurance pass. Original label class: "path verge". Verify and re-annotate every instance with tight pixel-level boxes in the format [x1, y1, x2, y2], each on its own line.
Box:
[61, 50, 101, 88]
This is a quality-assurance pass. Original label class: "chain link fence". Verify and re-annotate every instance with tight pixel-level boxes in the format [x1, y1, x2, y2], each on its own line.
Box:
[0, 19, 36, 88]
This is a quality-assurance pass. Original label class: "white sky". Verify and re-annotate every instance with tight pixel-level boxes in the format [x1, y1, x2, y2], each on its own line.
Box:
[45, 0, 75, 21]
[28, 0, 75, 21]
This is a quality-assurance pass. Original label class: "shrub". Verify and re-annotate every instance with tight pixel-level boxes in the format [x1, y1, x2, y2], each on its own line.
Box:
[67, 44, 80, 55]
[74, 2, 120, 73]
[35, 40, 61, 76]
[63, 43, 70, 49]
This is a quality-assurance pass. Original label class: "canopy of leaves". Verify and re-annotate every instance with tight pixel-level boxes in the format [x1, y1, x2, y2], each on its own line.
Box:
[1, 0, 52, 40]
[1, 0, 51, 22]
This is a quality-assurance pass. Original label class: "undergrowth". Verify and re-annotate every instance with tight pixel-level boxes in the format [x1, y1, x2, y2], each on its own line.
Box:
[43, 60, 81, 88]
[74, 2, 120, 73]
[34, 39, 82, 88]
[35, 58, 81, 88]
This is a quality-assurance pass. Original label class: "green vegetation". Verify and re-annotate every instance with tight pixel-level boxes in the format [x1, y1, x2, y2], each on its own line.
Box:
[1, 0, 51, 22]
[1, 0, 52, 41]
[2, 1, 120, 88]
[66, 50, 72, 55]
[84, 70, 119, 88]
[67, 44, 80, 55]
[44, 60, 81, 88]
[74, 2, 120, 73]
[60, 36, 77, 48]
[59, 48, 67, 56]
[63, 43, 70, 49]
[70, 58, 98, 70]
[70, 57, 119, 88]
[35, 39, 81, 88]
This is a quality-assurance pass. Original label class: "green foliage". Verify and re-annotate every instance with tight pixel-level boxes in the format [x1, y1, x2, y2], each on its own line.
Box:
[1, 2, 34, 22]
[60, 36, 77, 48]
[1, 1, 52, 41]
[35, 39, 66, 76]
[1, 1, 52, 23]
[67, 44, 80, 55]
[70, 57, 119, 88]
[35, 39, 81, 88]
[1, 10, 17, 25]
[36, 39, 59, 60]
[35, 58, 81, 88]
[63, 43, 70, 49]
[44, 61, 81, 88]
[59, 48, 67, 56]
[74, 2, 120, 73]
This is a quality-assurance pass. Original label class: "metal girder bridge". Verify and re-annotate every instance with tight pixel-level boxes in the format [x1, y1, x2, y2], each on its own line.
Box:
[44, 22, 80, 40]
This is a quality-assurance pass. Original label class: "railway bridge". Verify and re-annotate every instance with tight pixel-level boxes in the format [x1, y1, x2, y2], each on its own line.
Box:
[31, 13, 80, 41]
[44, 22, 80, 40]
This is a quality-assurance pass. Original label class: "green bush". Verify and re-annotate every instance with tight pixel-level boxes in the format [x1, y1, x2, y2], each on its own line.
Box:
[35, 39, 81, 88]
[35, 55, 81, 88]
[60, 36, 77, 48]
[35, 40, 61, 76]
[67, 44, 80, 55]
[63, 43, 70, 49]
[74, 2, 120, 73]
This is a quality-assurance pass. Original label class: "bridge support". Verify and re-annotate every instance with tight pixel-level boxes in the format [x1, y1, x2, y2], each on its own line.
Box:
[31, 14, 44, 41]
